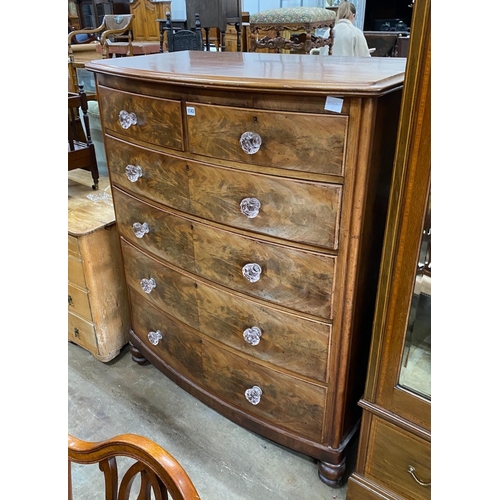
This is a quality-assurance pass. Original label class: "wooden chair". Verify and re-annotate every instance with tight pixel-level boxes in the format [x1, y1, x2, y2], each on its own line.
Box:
[68, 14, 135, 60]
[68, 433, 201, 500]
[68, 85, 99, 190]
[165, 12, 203, 52]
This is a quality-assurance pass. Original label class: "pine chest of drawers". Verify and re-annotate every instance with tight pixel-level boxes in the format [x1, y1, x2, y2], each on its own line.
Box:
[68, 170, 130, 362]
[87, 52, 406, 486]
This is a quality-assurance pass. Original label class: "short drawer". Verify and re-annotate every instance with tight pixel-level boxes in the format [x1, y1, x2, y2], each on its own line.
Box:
[68, 254, 86, 289]
[107, 136, 342, 250]
[68, 283, 92, 322]
[186, 102, 348, 177]
[130, 288, 326, 443]
[68, 234, 80, 259]
[68, 312, 98, 353]
[114, 189, 336, 319]
[98, 86, 184, 151]
[365, 416, 431, 500]
[122, 240, 331, 382]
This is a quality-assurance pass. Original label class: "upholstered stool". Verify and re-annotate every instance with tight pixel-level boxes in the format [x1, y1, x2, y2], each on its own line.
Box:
[250, 7, 335, 54]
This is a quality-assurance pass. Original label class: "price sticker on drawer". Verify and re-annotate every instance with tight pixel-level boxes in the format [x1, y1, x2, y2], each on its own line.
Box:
[324, 96, 344, 114]
[186, 106, 196, 116]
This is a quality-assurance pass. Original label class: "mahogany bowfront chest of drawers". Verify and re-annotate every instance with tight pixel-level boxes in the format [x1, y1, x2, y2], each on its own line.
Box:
[87, 51, 405, 486]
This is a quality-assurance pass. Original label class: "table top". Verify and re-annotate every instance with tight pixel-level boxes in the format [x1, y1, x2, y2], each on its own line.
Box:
[86, 51, 406, 96]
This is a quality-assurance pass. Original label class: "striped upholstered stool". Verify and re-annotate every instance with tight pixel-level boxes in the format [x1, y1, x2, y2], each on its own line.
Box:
[250, 7, 336, 54]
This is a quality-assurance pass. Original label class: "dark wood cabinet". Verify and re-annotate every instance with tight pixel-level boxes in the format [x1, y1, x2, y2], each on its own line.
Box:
[74, 0, 130, 29]
[346, 0, 431, 498]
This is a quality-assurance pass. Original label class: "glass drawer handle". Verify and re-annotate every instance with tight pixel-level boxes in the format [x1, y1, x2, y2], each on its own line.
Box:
[125, 164, 143, 182]
[140, 278, 156, 294]
[407, 465, 431, 487]
[242, 263, 262, 283]
[243, 326, 262, 346]
[119, 110, 137, 129]
[148, 330, 163, 346]
[240, 131, 262, 155]
[132, 222, 150, 238]
[244, 385, 262, 405]
[240, 197, 261, 218]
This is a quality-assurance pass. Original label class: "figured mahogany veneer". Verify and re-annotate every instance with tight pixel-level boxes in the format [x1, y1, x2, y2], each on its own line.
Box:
[87, 51, 405, 486]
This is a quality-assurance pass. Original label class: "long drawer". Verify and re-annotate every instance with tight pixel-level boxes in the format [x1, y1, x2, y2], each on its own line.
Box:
[122, 239, 331, 382]
[364, 416, 431, 500]
[130, 290, 327, 442]
[106, 136, 343, 249]
[113, 189, 336, 318]
[98, 86, 184, 151]
[186, 102, 348, 177]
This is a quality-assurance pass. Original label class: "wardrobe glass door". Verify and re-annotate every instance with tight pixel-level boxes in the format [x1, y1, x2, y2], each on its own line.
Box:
[399, 191, 431, 400]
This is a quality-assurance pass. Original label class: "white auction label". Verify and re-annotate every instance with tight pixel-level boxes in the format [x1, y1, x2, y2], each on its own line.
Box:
[186, 106, 196, 116]
[324, 96, 344, 113]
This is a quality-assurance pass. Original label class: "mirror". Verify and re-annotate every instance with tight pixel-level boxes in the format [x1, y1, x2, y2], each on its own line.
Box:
[398, 190, 431, 399]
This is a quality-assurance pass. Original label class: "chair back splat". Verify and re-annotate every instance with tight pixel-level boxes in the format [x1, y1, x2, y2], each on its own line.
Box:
[166, 12, 203, 52]
[68, 433, 201, 500]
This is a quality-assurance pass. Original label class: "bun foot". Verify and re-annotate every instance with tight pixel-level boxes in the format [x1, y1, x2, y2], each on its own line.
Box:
[129, 341, 149, 366]
[318, 457, 346, 487]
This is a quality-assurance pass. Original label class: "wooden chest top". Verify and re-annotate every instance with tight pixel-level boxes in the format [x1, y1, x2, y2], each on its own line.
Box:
[86, 51, 406, 95]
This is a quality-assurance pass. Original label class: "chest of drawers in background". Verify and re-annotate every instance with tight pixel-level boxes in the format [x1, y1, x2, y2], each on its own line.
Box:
[68, 170, 130, 362]
[87, 52, 406, 486]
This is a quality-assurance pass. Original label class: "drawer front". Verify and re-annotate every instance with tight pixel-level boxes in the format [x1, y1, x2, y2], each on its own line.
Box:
[186, 102, 348, 177]
[68, 312, 98, 352]
[202, 340, 327, 442]
[107, 136, 342, 249]
[122, 240, 331, 382]
[114, 189, 336, 318]
[68, 234, 80, 259]
[130, 289, 326, 442]
[129, 289, 204, 383]
[98, 86, 184, 151]
[68, 254, 86, 289]
[365, 417, 431, 500]
[68, 283, 92, 322]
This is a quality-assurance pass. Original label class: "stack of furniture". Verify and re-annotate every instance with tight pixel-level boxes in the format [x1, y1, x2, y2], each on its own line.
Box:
[346, 0, 431, 497]
[87, 51, 405, 486]
[68, 170, 130, 362]
[249, 7, 335, 54]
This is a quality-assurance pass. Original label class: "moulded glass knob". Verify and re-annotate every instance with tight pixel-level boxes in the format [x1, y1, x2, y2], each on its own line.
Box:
[140, 278, 156, 294]
[240, 197, 261, 218]
[119, 110, 137, 129]
[148, 330, 163, 346]
[243, 326, 262, 346]
[242, 263, 262, 283]
[244, 385, 262, 405]
[132, 222, 150, 238]
[125, 164, 143, 182]
[240, 132, 262, 155]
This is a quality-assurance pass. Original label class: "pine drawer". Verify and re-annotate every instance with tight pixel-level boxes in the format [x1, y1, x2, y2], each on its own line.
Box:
[68, 282, 92, 322]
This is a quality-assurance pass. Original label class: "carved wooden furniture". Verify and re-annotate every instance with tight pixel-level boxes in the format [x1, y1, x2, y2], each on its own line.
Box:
[68, 169, 130, 362]
[346, 0, 431, 498]
[159, 12, 203, 53]
[186, 0, 242, 52]
[68, 86, 99, 189]
[68, 14, 135, 59]
[87, 51, 405, 486]
[250, 7, 335, 54]
[68, 433, 201, 500]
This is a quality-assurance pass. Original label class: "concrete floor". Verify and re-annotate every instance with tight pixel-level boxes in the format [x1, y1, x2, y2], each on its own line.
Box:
[68, 341, 356, 500]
